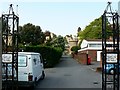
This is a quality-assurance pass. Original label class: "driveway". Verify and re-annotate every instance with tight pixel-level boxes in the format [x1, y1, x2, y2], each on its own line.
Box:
[35, 55, 102, 89]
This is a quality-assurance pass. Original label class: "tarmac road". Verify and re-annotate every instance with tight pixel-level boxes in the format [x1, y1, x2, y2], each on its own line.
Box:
[34, 55, 102, 89]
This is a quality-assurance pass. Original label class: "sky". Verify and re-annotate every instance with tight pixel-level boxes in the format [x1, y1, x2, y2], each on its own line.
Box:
[0, 0, 119, 36]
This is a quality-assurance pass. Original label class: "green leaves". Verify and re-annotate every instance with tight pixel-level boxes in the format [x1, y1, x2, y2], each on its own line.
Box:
[19, 23, 45, 45]
[71, 46, 80, 54]
[24, 45, 63, 68]
[45, 35, 65, 51]
[78, 16, 111, 40]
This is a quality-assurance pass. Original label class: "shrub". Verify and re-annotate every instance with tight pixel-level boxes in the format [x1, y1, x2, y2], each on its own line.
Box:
[22, 45, 63, 68]
[71, 46, 80, 54]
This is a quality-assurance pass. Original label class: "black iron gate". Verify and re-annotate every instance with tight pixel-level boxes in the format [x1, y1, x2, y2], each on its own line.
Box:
[102, 2, 119, 90]
[2, 4, 19, 90]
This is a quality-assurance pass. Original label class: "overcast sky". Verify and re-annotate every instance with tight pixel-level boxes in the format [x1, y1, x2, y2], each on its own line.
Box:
[0, 1, 119, 36]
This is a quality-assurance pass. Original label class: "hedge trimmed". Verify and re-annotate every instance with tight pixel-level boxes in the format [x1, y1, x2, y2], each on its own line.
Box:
[23, 45, 63, 68]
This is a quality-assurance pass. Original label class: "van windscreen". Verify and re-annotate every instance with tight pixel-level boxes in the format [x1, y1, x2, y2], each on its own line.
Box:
[18, 55, 27, 67]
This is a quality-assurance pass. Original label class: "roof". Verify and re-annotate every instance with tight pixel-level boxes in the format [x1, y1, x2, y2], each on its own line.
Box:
[85, 39, 102, 41]
[79, 39, 116, 51]
[18, 52, 40, 55]
[85, 39, 120, 42]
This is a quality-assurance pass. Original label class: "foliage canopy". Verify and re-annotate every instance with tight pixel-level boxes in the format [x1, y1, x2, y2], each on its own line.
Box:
[78, 16, 112, 40]
[19, 23, 45, 45]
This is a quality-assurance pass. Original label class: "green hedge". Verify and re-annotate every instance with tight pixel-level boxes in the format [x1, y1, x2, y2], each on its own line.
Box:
[71, 46, 80, 54]
[23, 45, 63, 68]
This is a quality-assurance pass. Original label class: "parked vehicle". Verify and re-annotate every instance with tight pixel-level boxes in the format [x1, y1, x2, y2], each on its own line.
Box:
[2, 52, 45, 87]
[104, 62, 120, 74]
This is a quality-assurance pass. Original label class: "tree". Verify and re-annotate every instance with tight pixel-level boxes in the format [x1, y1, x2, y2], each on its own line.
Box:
[19, 23, 45, 45]
[78, 16, 111, 40]
[77, 27, 81, 33]
[55, 35, 65, 50]
[45, 35, 65, 51]
[71, 46, 80, 54]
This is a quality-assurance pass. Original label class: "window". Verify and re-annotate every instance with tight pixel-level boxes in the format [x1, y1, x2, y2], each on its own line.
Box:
[18, 55, 27, 67]
[33, 55, 40, 65]
[33, 58, 37, 65]
[89, 43, 102, 48]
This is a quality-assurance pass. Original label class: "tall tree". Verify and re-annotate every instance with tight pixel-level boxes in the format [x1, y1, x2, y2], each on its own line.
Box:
[78, 16, 111, 40]
[19, 23, 45, 45]
[77, 27, 81, 32]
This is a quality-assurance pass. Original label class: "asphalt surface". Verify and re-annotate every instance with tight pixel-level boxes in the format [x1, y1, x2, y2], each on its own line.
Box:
[34, 55, 102, 89]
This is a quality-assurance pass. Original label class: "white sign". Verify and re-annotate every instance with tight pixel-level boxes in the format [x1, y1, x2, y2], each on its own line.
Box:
[106, 53, 117, 63]
[2, 54, 12, 63]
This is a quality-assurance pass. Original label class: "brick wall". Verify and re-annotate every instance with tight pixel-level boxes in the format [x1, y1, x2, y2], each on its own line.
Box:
[87, 50, 97, 61]
[74, 52, 87, 65]
[74, 50, 98, 65]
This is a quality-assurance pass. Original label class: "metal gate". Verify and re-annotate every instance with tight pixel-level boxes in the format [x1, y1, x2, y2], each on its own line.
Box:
[102, 2, 119, 90]
[2, 4, 19, 90]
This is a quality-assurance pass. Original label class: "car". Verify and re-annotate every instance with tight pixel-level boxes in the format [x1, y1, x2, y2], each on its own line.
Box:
[104, 63, 120, 74]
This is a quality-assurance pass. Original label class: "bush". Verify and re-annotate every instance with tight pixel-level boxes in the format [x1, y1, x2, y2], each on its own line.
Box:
[71, 46, 80, 54]
[22, 45, 63, 68]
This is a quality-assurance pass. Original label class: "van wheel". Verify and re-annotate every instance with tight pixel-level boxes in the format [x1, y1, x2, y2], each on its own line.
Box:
[41, 71, 45, 80]
[34, 77, 37, 86]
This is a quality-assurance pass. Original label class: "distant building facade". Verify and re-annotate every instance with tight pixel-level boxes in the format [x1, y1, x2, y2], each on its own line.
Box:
[44, 31, 56, 43]
[65, 35, 79, 54]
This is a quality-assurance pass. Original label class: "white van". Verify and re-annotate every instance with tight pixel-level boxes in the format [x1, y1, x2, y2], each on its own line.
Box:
[2, 52, 45, 87]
